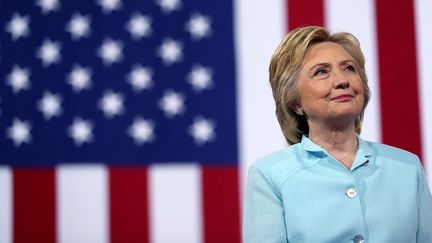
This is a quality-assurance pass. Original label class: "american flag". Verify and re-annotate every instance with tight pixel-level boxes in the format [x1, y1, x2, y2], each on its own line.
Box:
[1, 0, 431, 243]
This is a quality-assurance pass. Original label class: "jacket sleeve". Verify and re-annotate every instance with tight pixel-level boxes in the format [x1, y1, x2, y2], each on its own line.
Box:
[242, 164, 288, 243]
[416, 162, 432, 243]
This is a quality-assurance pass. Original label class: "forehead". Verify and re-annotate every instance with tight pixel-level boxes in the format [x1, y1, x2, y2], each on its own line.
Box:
[302, 42, 354, 67]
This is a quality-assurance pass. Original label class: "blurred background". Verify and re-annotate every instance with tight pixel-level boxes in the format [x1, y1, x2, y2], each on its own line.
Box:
[0, 0, 431, 242]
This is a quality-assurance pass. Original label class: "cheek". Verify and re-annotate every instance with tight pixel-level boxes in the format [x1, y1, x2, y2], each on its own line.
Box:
[352, 77, 364, 93]
[355, 87, 366, 110]
[304, 82, 331, 98]
[358, 95, 365, 108]
[297, 77, 331, 106]
[299, 85, 323, 105]
[299, 89, 330, 114]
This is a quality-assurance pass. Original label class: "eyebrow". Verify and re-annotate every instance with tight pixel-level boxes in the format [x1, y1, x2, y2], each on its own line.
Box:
[309, 59, 356, 70]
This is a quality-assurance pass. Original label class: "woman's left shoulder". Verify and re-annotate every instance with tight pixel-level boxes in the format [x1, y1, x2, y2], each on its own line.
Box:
[363, 140, 421, 165]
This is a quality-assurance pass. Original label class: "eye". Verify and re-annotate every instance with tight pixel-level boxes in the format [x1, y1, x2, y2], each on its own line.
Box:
[344, 65, 356, 73]
[313, 68, 327, 76]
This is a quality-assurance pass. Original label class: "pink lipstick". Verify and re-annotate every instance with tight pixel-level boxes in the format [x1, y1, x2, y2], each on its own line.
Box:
[331, 94, 353, 101]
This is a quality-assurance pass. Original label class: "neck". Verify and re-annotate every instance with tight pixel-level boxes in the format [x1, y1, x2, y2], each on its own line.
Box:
[307, 120, 358, 169]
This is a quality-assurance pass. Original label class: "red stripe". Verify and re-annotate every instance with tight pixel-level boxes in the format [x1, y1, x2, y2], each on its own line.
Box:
[202, 166, 241, 243]
[287, 0, 325, 30]
[13, 168, 56, 243]
[375, 0, 423, 158]
[109, 167, 149, 243]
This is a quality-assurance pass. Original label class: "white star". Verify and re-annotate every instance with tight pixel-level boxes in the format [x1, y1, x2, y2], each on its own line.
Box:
[127, 65, 153, 91]
[5, 13, 30, 40]
[186, 13, 212, 40]
[128, 117, 155, 144]
[189, 117, 216, 145]
[187, 65, 213, 92]
[156, 0, 181, 13]
[7, 118, 32, 147]
[98, 90, 125, 118]
[158, 90, 185, 118]
[7, 66, 31, 93]
[157, 38, 183, 65]
[36, 0, 60, 14]
[68, 118, 94, 146]
[37, 91, 62, 120]
[126, 13, 151, 39]
[98, 0, 122, 13]
[66, 13, 91, 40]
[37, 39, 61, 66]
[67, 65, 92, 92]
[98, 39, 123, 65]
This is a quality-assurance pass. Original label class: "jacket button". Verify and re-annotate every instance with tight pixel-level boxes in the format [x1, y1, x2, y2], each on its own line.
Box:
[346, 188, 358, 199]
[353, 234, 364, 243]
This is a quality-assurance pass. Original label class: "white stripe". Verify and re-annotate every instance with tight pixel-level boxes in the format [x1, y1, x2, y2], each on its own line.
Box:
[325, 0, 382, 143]
[149, 164, 202, 243]
[235, 0, 287, 204]
[0, 167, 12, 243]
[414, 0, 432, 187]
[57, 165, 108, 243]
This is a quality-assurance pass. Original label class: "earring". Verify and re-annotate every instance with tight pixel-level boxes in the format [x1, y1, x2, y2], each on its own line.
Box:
[295, 107, 304, 116]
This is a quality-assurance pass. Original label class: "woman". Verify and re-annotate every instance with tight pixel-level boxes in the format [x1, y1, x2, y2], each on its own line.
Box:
[243, 26, 432, 243]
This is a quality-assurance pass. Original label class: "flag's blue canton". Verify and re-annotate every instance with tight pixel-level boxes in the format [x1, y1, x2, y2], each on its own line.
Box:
[0, 0, 238, 166]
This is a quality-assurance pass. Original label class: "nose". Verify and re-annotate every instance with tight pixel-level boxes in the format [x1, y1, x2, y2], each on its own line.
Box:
[332, 70, 349, 89]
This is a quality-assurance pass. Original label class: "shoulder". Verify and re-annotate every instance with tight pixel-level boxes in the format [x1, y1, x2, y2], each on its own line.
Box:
[363, 140, 430, 193]
[366, 140, 419, 160]
[248, 143, 310, 187]
[363, 140, 421, 166]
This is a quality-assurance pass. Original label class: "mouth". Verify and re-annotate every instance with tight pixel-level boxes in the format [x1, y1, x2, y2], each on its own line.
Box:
[331, 94, 354, 101]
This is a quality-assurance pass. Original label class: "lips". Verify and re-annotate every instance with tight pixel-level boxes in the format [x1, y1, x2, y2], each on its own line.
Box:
[331, 94, 354, 101]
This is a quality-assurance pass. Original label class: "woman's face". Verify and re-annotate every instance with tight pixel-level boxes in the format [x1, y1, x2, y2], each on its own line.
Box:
[297, 42, 364, 126]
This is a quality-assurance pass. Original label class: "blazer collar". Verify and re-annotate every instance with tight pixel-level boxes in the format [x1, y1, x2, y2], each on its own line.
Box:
[300, 134, 374, 170]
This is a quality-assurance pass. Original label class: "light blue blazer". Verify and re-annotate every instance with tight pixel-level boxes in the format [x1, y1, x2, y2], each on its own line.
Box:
[243, 135, 432, 243]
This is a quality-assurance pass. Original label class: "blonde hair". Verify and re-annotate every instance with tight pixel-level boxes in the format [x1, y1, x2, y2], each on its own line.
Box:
[269, 26, 370, 144]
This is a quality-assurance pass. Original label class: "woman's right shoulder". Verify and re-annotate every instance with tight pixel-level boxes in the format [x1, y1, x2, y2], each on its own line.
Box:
[249, 143, 305, 182]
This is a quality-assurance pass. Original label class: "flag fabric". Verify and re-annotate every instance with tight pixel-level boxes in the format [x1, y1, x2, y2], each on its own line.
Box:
[0, 0, 240, 242]
[1, 0, 432, 243]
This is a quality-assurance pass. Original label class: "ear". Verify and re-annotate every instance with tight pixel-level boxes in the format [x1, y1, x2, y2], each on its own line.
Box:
[289, 103, 300, 112]
[290, 103, 304, 116]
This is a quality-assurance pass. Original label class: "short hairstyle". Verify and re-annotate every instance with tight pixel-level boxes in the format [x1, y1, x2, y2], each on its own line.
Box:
[269, 26, 370, 144]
